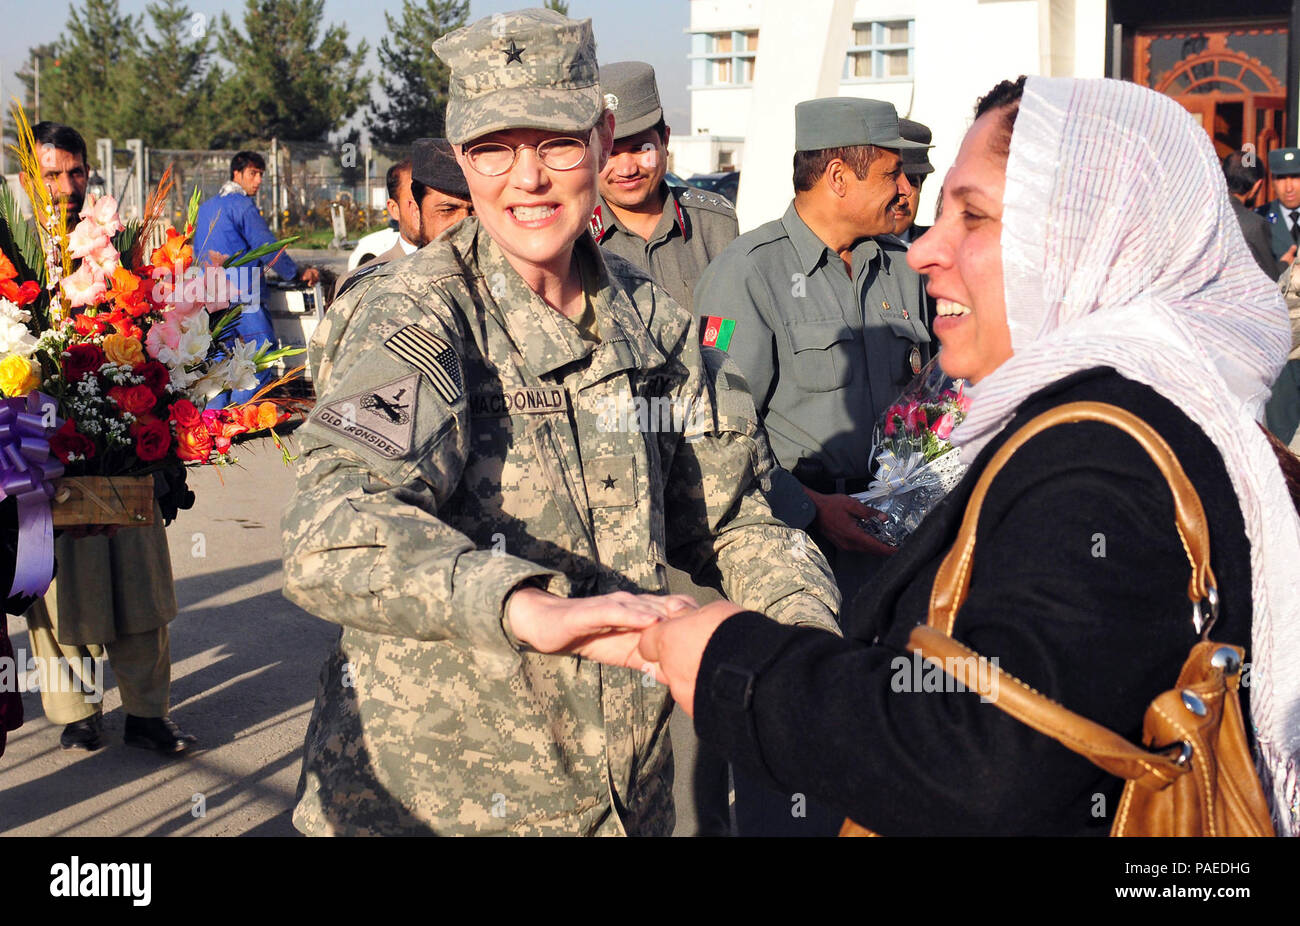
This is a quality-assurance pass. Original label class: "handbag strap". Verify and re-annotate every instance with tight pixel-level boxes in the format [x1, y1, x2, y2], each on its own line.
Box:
[906, 624, 1188, 785]
[928, 401, 1218, 637]
[915, 400, 1221, 786]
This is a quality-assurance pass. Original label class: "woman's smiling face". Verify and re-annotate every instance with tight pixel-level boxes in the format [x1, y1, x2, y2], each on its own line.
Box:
[907, 109, 1013, 385]
[455, 114, 614, 276]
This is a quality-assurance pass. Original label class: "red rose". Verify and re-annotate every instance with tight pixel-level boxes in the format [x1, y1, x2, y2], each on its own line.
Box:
[139, 361, 170, 397]
[175, 424, 212, 462]
[50, 419, 96, 464]
[130, 416, 171, 462]
[108, 384, 158, 417]
[62, 343, 107, 383]
[168, 398, 201, 429]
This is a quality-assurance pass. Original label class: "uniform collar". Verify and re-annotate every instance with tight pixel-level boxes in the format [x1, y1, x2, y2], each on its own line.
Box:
[781, 201, 881, 276]
[471, 224, 662, 384]
[591, 183, 685, 244]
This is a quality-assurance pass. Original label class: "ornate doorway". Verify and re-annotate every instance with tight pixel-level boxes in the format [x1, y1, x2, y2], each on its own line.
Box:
[1135, 26, 1288, 205]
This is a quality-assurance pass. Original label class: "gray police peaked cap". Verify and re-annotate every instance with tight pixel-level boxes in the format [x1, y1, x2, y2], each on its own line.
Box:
[600, 61, 664, 140]
[794, 97, 930, 152]
[898, 118, 934, 174]
[432, 8, 604, 146]
[1268, 147, 1300, 177]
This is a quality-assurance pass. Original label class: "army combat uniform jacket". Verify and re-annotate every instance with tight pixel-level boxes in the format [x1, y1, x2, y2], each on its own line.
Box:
[282, 218, 840, 836]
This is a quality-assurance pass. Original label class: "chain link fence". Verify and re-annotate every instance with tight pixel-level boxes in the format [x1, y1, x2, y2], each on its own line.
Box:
[145, 140, 411, 245]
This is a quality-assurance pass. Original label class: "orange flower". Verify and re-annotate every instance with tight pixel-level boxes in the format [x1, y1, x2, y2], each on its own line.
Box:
[108, 267, 149, 317]
[102, 332, 146, 367]
[150, 227, 193, 275]
[255, 402, 282, 429]
[73, 313, 108, 336]
[0, 253, 40, 306]
[175, 424, 212, 462]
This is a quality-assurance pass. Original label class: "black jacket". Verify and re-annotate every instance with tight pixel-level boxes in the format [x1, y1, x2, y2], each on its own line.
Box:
[1232, 197, 1282, 279]
[694, 368, 1252, 835]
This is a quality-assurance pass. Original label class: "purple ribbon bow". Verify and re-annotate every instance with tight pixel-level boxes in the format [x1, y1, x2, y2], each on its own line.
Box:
[0, 392, 64, 597]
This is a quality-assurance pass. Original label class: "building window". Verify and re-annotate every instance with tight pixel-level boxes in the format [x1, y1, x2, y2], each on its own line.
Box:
[845, 19, 914, 81]
[690, 29, 759, 86]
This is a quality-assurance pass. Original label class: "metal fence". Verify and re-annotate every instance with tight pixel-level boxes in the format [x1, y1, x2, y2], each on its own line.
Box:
[144, 140, 411, 244]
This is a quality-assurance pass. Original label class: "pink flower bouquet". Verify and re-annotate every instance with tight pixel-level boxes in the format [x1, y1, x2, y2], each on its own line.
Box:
[852, 356, 971, 546]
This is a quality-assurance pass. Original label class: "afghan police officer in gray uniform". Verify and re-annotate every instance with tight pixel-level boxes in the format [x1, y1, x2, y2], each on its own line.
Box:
[693, 98, 930, 837]
[281, 8, 840, 837]
[593, 59, 740, 836]
[695, 97, 931, 601]
[890, 117, 934, 243]
[592, 61, 738, 315]
[1261, 148, 1300, 443]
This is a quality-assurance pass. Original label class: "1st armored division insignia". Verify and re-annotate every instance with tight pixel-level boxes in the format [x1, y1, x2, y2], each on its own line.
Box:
[316, 374, 419, 459]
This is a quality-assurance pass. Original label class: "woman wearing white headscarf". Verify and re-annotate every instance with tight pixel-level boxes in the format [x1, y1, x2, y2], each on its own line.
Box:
[635, 76, 1300, 835]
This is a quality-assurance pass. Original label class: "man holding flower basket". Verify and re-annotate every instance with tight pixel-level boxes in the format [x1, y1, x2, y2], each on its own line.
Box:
[2, 118, 301, 753]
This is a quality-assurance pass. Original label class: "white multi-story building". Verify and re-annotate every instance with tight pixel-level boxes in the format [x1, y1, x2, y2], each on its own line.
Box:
[673, 0, 1300, 231]
[671, 0, 923, 180]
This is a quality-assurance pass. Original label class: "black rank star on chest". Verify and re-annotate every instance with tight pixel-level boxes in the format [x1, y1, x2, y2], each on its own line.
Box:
[601, 474, 617, 490]
[503, 40, 525, 64]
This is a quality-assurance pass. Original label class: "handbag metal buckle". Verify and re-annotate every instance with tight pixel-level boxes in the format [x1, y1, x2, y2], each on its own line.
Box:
[1153, 740, 1194, 768]
[1192, 585, 1220, 639]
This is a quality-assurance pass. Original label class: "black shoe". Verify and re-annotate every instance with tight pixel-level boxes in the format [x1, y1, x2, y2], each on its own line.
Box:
[60, 715, 103, 751]
[123, 715, 197, 754]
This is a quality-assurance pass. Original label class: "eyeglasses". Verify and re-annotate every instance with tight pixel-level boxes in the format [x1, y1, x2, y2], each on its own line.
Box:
[462, 136, 589, 177]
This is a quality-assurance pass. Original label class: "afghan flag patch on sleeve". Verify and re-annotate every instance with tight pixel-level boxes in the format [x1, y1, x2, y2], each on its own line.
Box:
[700, 316, 735, 351]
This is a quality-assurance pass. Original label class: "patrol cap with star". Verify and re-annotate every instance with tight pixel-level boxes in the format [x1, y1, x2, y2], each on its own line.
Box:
[794, 98, 930, 152]
[432, 8, 603, 146]
[1268, 147, 1300, 177]
[412, 138, 470, 200]
[898, 118, 934, 174]
[600, 61, 664, 140]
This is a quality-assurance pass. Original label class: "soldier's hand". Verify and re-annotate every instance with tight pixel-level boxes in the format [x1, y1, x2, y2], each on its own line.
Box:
[638, 599, 745, 717]
[506, 587, 698, 668]
[300, 267, 321, 285]
[1283, 245, 1297, 266]
[806, 489, 898, 556]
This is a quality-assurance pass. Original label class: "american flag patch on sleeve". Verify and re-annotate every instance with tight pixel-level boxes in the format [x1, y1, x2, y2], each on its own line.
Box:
[384, 325, 464, 405]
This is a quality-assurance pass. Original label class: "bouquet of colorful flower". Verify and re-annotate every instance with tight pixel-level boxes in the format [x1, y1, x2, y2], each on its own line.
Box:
[851, 356, 971, 546]
[0, 107, 304, 594]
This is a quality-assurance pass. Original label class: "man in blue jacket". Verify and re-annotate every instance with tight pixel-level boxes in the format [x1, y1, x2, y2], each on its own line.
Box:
[195, 151, 318, 405]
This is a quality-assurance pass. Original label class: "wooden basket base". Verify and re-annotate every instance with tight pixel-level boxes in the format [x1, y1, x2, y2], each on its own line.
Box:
[51, 476, 156, 528]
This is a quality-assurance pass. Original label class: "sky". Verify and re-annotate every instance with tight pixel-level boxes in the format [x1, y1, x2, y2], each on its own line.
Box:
[0, 0, 692, 142]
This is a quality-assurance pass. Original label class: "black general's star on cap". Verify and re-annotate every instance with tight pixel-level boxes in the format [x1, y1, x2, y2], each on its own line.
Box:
[602, 475, 617, 490]
[504, 40, 525, 64]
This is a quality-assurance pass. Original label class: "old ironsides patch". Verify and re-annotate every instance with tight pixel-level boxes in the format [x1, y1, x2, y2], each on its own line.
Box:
[317, 374, 419, 459]
[385, 324, 464, 405]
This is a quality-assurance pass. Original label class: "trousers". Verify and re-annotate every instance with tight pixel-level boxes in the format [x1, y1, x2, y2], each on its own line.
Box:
[23, 602, 170, 724]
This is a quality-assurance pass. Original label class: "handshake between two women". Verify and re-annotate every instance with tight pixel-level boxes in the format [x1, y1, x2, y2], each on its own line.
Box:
[505, 587, 744, 718]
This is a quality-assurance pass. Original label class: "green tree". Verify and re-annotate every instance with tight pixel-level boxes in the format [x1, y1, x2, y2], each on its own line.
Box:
[123, 0, 221, 148]
[213, 0, 370, 145]
[544, 0, 571, 14]
[365, 0, 468, 145]
[17, 0, 141, 144]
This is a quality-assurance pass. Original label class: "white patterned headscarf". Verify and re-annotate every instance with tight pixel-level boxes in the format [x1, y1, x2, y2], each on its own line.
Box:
[950, 76, 1300, 834]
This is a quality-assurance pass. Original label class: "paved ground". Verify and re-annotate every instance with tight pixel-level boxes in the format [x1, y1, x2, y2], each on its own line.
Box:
[1, 434, 724, 836]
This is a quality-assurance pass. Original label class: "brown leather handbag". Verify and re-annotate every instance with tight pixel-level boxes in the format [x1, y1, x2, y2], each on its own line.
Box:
[841, 401, 1275, 837]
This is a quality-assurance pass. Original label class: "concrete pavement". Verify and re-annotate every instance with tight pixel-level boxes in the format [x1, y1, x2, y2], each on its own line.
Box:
[1, 435, 722, 836]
